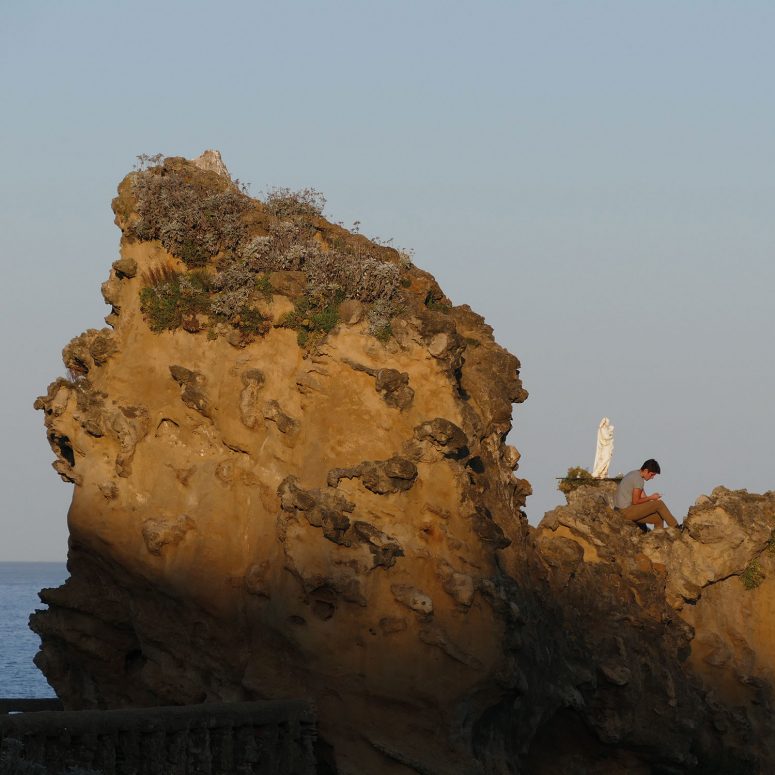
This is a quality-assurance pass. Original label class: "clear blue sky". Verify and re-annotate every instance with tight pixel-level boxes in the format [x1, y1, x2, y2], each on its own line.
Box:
[1, 1, 773, 560]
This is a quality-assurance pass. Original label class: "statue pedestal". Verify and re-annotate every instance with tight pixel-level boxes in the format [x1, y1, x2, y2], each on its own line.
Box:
[556, 478, 619, 508]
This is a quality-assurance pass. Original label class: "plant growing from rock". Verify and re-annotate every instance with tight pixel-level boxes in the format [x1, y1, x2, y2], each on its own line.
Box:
[263, 186, 326, 220]
[242, 220, 401, 305]
[232, 306, 269, 336]
[306, 249, 399, 304]
[254, 273, 273, 298]
[558, 466, 594, 495]
[131, 160, 407, 343]
[209, 261, 254, 317]
[141, 262, 178, 288]
[280, 290, 343, 348]
[133, 152, 165, 172]
[425, 296, 451, 313]
[139, 268, 211, 332]
[130, 161, 251, 267]
[368, 298, 400, 343]
[741, 558, 765, 590]
[206, 260, 272, 337]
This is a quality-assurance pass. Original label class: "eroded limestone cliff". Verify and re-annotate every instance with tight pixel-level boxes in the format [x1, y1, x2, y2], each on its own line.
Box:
[32, 152, 775, 774]
[33, 152, 536, 774]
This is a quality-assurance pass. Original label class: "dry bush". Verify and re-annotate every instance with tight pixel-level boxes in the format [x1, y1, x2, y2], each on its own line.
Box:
[132, 162, 405, 341]
[367, 298, 400, 342]
[141, 262, 179, 287]
[133, 152, 165, 172]
[130, 167, 252, 267]
[240, 221, 400, 303]
[263, 187, 326, 220]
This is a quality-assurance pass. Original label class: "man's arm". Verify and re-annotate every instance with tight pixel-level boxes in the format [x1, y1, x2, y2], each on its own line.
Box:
[631, 488, 661, 505]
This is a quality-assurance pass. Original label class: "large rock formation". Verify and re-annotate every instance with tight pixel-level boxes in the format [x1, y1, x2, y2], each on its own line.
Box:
[32, 152, 775, 773]
[535, 482, 775, 773]
[33, 153, 535, 773]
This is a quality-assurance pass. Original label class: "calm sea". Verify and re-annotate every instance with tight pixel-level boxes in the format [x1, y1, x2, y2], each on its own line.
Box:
[0, 562, 68, 698]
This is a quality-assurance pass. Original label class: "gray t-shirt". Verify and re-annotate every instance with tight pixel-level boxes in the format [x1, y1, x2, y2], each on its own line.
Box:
[615, 469, 646, 509]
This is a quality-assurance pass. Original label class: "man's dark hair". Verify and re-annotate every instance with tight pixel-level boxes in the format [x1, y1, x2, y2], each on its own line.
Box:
[641, 459, 661, 474]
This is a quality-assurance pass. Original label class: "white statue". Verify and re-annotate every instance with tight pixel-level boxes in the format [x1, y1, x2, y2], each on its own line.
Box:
[592, 417, 614, 478]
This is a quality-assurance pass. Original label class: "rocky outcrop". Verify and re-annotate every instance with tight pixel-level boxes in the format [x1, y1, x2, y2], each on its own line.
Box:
[31, 152, 775, 774]
[534, 482, 775, 773]
[32, 154, 533, 774]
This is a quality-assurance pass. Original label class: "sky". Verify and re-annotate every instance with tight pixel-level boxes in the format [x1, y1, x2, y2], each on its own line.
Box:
[1, 0, 773, 561]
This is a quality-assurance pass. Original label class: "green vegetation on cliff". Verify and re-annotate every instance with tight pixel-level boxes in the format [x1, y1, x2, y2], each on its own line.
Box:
[126, 156, 409, 347]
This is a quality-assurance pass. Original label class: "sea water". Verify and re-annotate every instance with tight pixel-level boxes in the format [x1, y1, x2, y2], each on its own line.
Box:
[0, 562, 68, 697]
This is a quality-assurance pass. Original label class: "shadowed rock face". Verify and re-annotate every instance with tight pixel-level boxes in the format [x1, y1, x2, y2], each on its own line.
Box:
[31, 154, 774, 774]
[534, 483, 775, 773]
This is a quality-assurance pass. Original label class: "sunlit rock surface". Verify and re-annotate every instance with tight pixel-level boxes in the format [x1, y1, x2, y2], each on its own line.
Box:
[32, 153, 774, 773]
[33, 154, 534, 774]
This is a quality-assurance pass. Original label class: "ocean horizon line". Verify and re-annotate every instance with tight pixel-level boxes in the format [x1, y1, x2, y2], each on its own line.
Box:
[0, 560, 67, 564]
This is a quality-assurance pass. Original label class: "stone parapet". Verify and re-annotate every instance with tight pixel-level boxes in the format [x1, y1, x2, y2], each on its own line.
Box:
[0, 699, 316, 774]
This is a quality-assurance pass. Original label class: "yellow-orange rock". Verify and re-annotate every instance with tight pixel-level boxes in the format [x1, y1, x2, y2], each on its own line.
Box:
[32, 154, 531, 774]
[32, 153, 775, 774]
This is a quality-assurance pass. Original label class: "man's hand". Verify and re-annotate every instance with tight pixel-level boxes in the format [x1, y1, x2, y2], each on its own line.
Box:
[651, 493, 662, 500]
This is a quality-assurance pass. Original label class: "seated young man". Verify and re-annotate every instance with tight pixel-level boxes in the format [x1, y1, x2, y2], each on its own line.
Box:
[614, 459, 679, 530]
